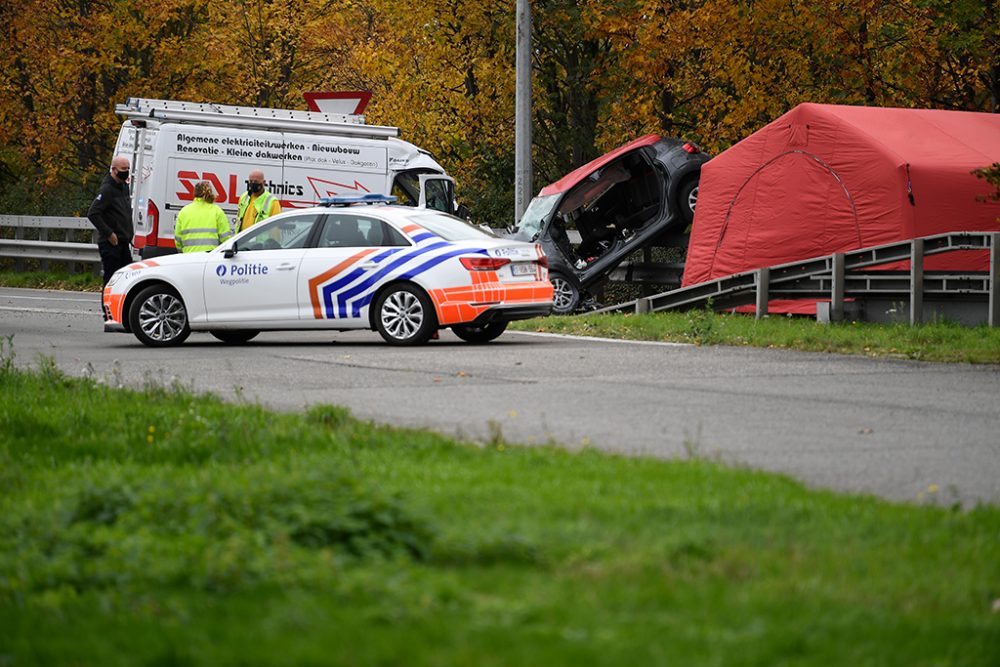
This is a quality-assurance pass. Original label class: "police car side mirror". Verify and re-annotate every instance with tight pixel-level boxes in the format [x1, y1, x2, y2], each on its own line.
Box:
[224, 242, 238, 259]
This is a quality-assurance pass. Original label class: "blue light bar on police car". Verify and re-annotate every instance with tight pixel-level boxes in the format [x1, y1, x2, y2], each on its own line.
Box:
[319, 194, 397, 207]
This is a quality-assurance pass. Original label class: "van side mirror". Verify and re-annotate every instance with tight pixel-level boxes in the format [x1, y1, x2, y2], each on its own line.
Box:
[224, 242, 238, 259]
[456, 203, 471, 220]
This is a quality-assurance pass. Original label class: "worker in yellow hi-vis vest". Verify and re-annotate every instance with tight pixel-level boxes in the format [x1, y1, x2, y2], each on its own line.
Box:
[174, 181, 233, 253]
[236, 169, 281, 232]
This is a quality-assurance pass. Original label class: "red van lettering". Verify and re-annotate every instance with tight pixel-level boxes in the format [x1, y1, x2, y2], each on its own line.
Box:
[176, 171, 235, 202]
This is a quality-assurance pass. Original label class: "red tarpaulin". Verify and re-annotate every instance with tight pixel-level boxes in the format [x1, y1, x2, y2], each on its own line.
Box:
[682, 103, 1000, 311]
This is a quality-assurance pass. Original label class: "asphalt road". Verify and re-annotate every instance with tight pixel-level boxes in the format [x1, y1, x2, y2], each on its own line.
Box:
[3, 287, 999, 505]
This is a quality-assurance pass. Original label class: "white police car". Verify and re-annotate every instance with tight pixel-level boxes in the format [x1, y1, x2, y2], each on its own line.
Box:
[103, 195, 553, 346]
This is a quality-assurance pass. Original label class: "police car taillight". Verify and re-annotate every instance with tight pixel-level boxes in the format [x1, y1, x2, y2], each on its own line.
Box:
[461, 257, 511, 271]
[682, 142, 701, 154]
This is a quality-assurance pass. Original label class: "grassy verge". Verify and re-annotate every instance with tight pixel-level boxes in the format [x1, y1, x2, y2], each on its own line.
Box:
[1, 344, 998, 665]
[510, 310, 1000, 363]
[0, 269, 102, 292]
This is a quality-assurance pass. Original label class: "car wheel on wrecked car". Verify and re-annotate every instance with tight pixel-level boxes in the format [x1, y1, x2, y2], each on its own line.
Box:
[451, 320, 508, 344]
[679, 179, 699, 225]
[549, 272, 580, 315]
[128, 284, 191, 347]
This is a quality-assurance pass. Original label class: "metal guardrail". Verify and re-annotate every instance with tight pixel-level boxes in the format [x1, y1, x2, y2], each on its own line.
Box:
[595, 231, 999, 327]
[0, 215, 100, 271]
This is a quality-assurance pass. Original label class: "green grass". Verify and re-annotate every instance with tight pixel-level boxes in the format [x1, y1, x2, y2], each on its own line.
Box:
[1, 343, 998, 665]
[0, 269, 102, 292]
[511, 310, 1000, 363]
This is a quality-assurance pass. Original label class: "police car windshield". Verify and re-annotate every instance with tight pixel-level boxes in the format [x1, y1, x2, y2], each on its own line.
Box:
[410, 213, 497, 241]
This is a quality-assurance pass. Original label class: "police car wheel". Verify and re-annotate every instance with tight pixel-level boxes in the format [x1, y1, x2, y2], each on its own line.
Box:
[375, 284, 437, 346]
[451, 321, 508, 344]
[210, 330, 260, 344]
[129, 285, 191, 347]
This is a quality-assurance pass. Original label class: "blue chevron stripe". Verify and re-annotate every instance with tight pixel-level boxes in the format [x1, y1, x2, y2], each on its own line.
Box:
[318, 248, 404, 319]
[349, 246, 489, 317]
[333, 241, 452, 318]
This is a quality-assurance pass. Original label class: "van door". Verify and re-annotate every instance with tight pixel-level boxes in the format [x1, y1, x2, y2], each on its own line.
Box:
[418, 175, 456, 214]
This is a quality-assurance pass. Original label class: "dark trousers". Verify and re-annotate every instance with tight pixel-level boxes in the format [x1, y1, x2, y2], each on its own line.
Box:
[98, 239, 133, 285]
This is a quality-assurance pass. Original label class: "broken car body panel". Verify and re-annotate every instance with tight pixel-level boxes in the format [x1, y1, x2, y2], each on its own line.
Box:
[508, 134, 710, 313]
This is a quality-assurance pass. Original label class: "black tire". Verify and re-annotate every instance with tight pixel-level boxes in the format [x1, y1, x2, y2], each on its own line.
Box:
[128, 284, 191, 347]
[549, 272, 580, 315]
[451, 320, 508, 344]
[210, 330, 260, 344]
[374, 284, 438, 345]
[678, 178, 699, 225]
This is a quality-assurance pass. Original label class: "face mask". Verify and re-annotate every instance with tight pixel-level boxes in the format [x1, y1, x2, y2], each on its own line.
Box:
[248, 182, 263, 194]
[116, 169, 129, 181]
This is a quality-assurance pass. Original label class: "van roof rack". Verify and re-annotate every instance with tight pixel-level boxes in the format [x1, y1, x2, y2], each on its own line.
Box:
[115, 97, 400, 140]
[319, 194, 397, 207]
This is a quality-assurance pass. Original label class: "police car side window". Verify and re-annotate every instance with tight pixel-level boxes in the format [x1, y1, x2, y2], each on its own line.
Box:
[241, 214, 321, 251]
[318, 215, 411, 248]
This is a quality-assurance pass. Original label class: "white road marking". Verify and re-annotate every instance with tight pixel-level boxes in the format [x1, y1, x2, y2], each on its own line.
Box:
[507, 330, 692, 347]
[0, 306, 95, 316]
[1, 295, 98, 303]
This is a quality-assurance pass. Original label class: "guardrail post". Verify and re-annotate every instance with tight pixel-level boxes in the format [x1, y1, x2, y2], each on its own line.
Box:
[990, 232, 999, 327]
[831, 253, 845, 322]
[38, 227, 49, 272]
[635, 297, 651, 314]
[13, 221, 24, 272]
[910, 237, 924, 325]
[755, 267, 769, 319]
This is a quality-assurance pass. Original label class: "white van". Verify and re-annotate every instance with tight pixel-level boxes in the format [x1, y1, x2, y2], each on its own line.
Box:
[113, 98, 460, 259]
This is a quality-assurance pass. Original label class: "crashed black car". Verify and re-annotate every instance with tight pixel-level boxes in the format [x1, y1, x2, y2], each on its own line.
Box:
[508, 134, 710, 313]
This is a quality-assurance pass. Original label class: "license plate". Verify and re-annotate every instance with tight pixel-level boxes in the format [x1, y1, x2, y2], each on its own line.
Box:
[510, 262, 535, 276]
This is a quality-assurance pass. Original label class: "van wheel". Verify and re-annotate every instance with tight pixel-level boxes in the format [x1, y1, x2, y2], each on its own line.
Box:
[128, 285, 190, 347]
[210, 330, 260, 344]
[375, 284, 437, 345]
[452, 321, 508, 343]
[549, 272, 579, 315]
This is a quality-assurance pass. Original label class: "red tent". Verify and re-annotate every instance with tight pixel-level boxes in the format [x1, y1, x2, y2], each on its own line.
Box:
[682, 104, 1000, 304]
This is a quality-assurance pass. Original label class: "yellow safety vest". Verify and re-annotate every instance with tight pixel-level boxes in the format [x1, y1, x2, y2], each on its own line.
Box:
[175, 199, 233, 253]
[237, 191, 279, 232]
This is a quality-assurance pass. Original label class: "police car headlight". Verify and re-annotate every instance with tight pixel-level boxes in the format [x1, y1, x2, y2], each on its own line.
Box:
[107, 272, 122, 287]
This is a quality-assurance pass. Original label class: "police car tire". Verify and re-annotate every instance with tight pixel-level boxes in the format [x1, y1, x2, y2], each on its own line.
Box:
[128, 285, 191, 347]
[374, 284, 437, 346]
[210, 330, 260, 344]
[451, 321, 508, 344]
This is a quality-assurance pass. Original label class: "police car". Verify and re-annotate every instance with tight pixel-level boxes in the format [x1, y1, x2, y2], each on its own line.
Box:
[102, 195, 553, 346]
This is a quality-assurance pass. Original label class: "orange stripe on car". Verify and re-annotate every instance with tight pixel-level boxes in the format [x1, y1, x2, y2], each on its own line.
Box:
[308, 249, 377, 319]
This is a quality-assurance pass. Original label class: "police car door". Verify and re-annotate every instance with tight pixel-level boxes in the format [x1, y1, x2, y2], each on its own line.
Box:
[297, 212, 411, 325]
[204, 213, 321, 322]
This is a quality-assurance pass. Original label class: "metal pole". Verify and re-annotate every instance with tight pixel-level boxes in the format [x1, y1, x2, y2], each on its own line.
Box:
[755, 267, 769, 319]
[831, 253, 845, 322]
[514, 0, 533, 224]
[989, 232, 999, 327]
[910, 237, 924, 325]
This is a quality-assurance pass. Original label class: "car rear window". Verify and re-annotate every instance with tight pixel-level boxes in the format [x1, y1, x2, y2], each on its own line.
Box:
[409, 213, 497, 242]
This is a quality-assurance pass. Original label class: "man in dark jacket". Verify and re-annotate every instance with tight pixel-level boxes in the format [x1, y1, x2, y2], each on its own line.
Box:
[88, 155, 134, 285]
